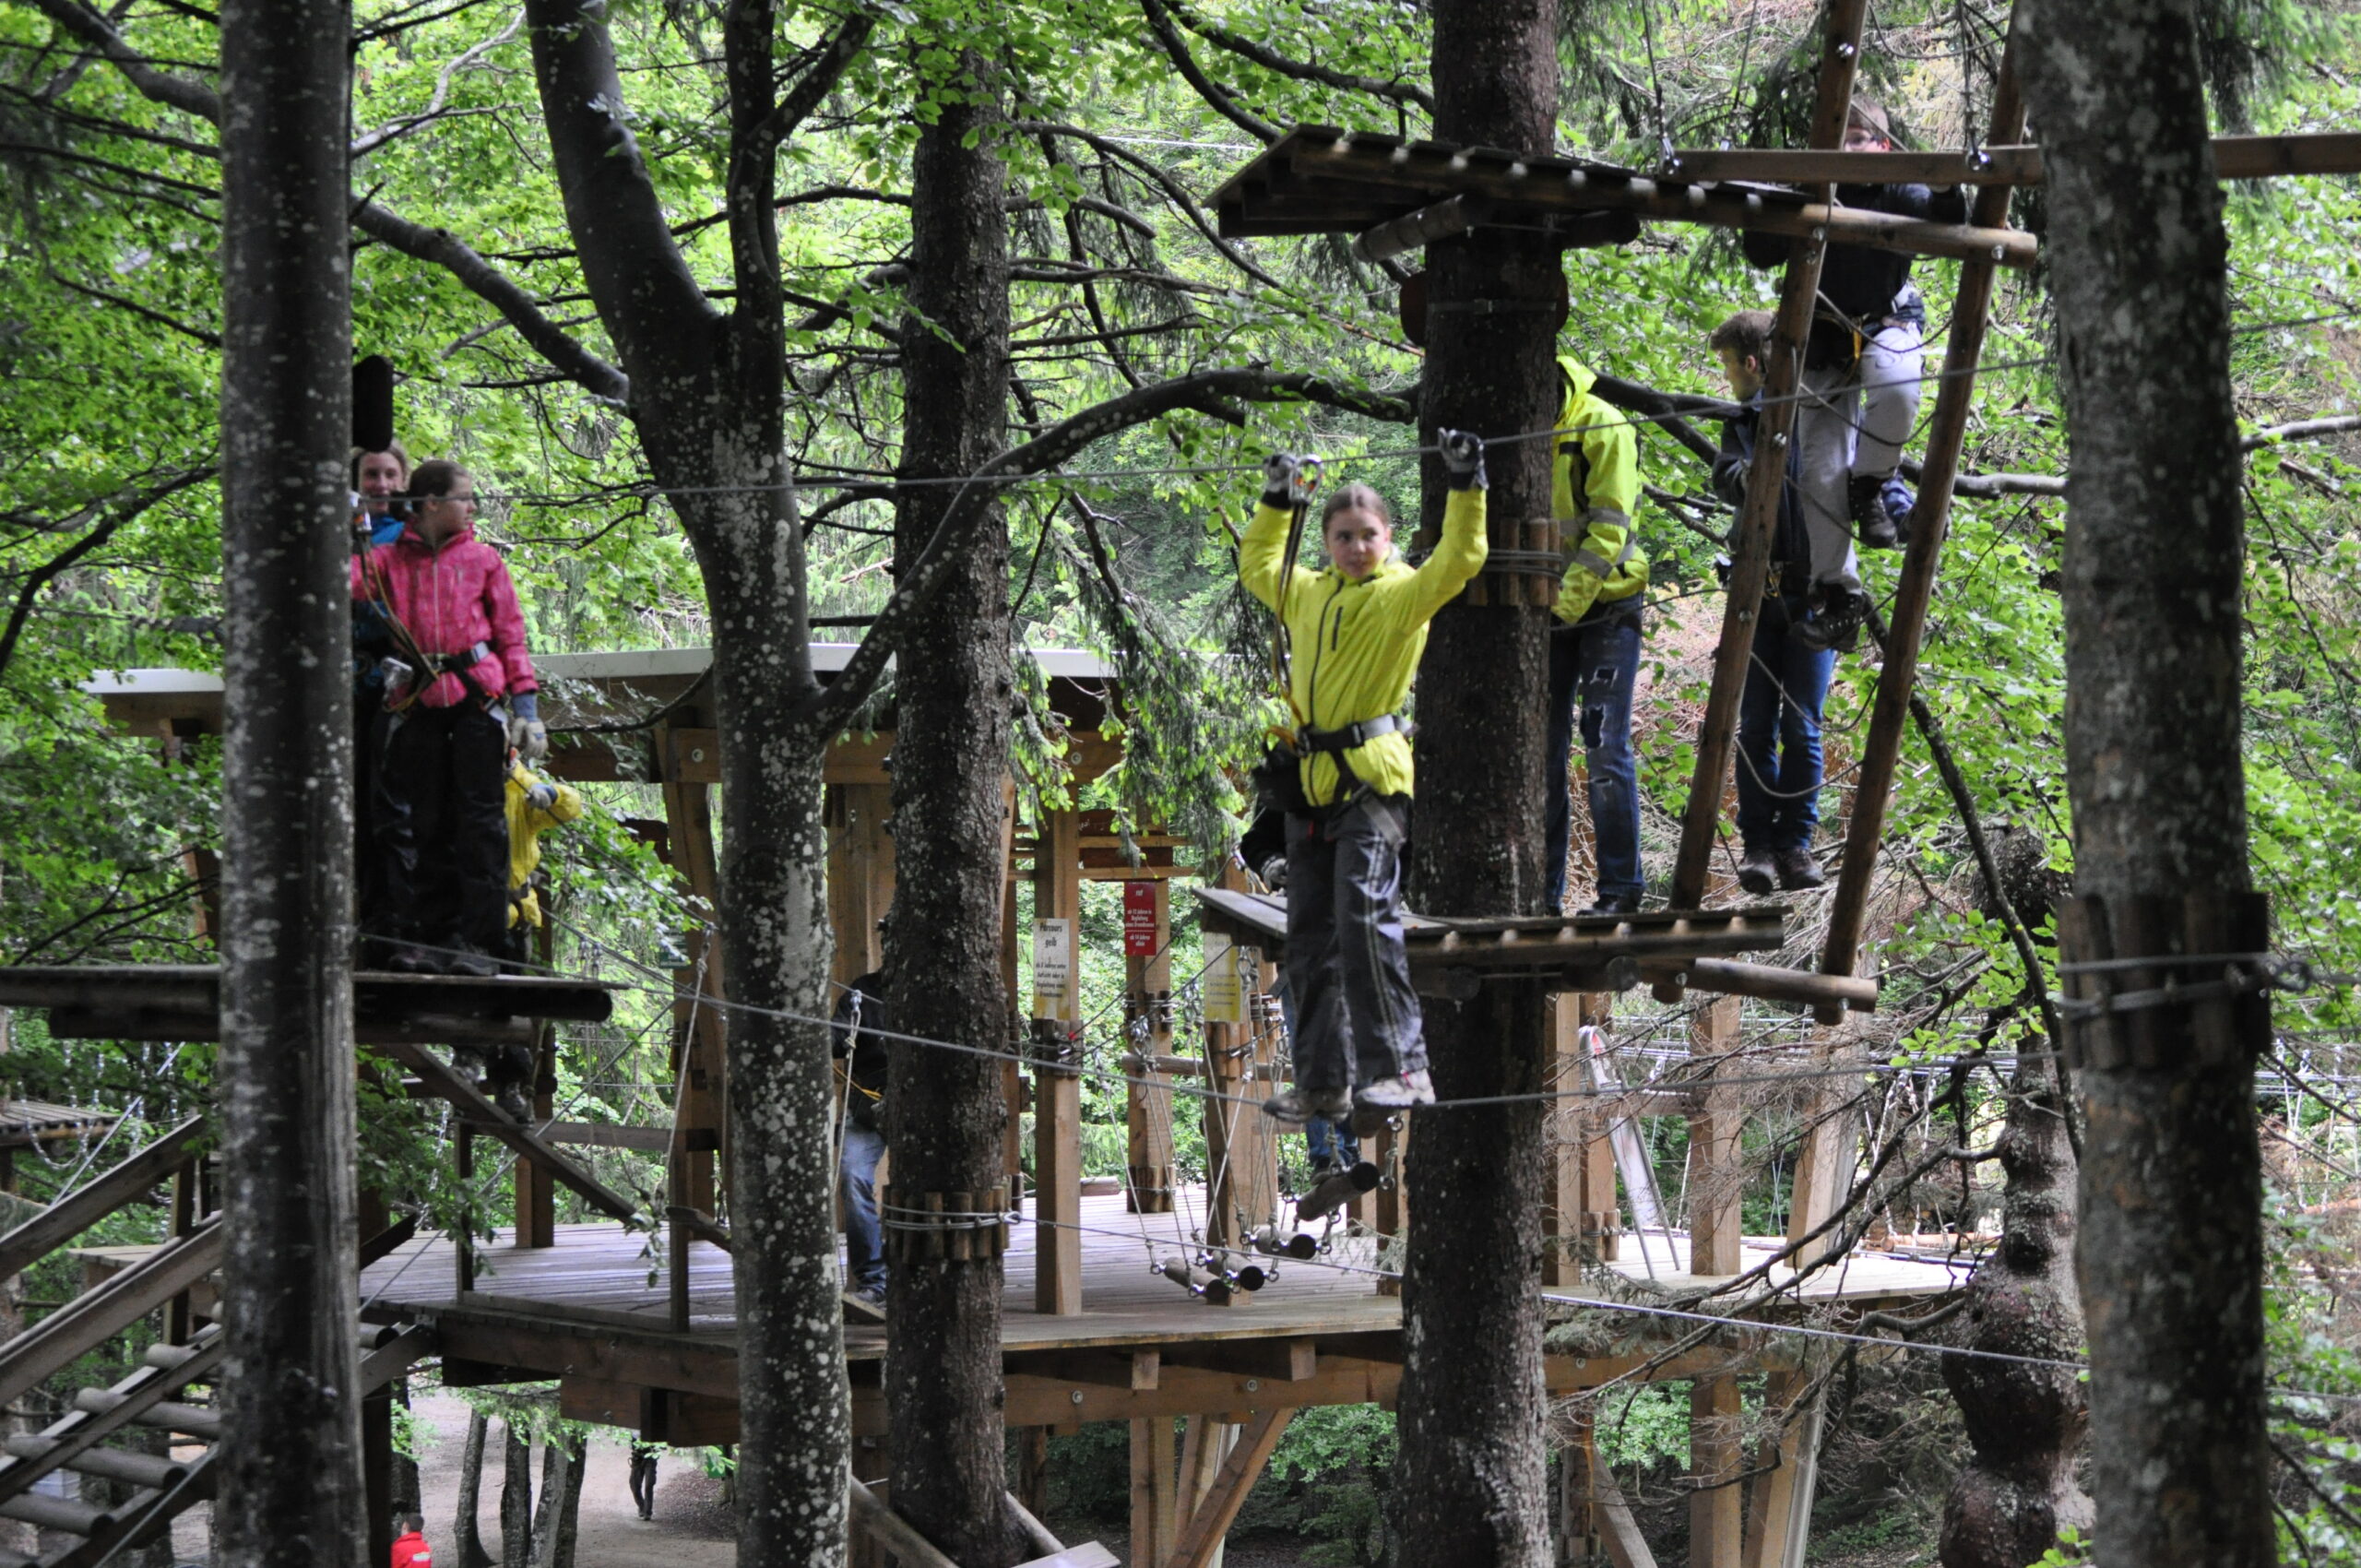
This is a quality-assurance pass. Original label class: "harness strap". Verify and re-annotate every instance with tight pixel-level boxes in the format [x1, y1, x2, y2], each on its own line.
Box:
[1295, 713, 1410, 754]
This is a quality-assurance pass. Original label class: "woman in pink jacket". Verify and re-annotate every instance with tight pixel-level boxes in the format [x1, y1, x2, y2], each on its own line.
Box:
[352, 459, 545, 976]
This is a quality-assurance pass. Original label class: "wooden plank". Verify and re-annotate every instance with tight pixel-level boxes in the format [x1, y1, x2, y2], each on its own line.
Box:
[1169, 1408, 1292, 1568]
[848, 1477, 959, 1568]
[1158, 1337, 1317, 1383]
[1034, 809, 1086, 1316]
[0, 1117, 204, 1280]
[1015, 1545, 1120, 1568]
[0, 1222, 220, 1410]
[1668, 0, 1869, 915]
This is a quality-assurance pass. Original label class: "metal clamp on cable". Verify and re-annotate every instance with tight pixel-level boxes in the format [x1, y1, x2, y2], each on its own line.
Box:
[1026, 1016, 1082, 1073]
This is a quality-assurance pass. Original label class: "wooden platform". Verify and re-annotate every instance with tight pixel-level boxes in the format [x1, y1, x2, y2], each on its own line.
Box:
[337, 1190, 1965, 1438]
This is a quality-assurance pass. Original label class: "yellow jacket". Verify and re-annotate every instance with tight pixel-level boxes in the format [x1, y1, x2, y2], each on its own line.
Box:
[505, 762, 585, 928]
[1239, 486, 1488, 805]
[1551, 355, 1648, 624]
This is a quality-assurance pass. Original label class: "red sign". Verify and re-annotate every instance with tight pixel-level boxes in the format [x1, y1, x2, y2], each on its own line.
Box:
[1123, 880, 1162, 956]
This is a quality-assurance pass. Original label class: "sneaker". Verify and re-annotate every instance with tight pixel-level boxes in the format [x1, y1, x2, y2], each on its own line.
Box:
[841, 1289, 885, 1325]
[1850, 475, 1899, 550]
[1578, 893, 1641, 918]
[387, 944, 434, 975]
[444, 944, 500, 979]
[1355, 1071, 1436, 1111]
[1774, 845, 1826, 891]
[1264, 1085, 1352, 1124]
[1737, 847, 1779, 897]
[493, 1083, 533, 1123]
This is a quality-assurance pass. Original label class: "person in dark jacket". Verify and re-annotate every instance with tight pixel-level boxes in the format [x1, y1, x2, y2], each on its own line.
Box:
[1742, 98, 1964, 568]
[1713, 311, 1838, 894]
[350, 441, 410, 956]
[831, 970, 891, 1306]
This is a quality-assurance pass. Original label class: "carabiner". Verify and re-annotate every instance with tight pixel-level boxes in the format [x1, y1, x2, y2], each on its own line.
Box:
[1287, 455, 1323, 508]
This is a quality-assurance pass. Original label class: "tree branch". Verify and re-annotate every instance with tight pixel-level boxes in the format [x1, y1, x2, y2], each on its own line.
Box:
[0, 465, 215, 687]
[749, 7, 873, 160]
[1136, 0, 1277, 144]
[1163, 0, 1434, 113]
[1016, 119, 1283, 289]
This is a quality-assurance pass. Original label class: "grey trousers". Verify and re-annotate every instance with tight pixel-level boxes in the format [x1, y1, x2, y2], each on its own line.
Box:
[1284, 795, 1426, 1092]
[1796, 320, 1923, 587]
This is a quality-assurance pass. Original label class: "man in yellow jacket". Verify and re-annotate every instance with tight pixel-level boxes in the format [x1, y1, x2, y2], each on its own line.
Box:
[505, 759, 585, 942]
[1239, 431, 1488, 1118]
[1544, 355, 1648, 916]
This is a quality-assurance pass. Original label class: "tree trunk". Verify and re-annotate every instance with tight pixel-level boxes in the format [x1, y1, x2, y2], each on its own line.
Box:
[553, 1435, 586, 1568]
[1393, 5, 1560, 1565]
[455, 1409, 493, 1568]
[882, 49, 1021, 1568]
[1939, 1052, 2091, 1567]
[214, 0, 365, 1556]
[499, 1422, 533, 1568]
[2018, 5, 2273, 1565]
[528, 1435, 575, 1568]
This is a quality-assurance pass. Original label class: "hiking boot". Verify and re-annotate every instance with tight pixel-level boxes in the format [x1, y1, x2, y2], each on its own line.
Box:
[1850, 475, 1899, 550]
[1774, 845, 1826, 891]
[1355, 1070, 1436, 1112]
[1737, 847, 1779, 897]
[1263, 1085, 1352, 1124]
[493, 1083, 533, 1123]
[1578, 892, 1641, 919]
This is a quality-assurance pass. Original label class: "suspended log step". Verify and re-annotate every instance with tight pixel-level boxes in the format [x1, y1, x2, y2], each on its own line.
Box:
[1192, 888, 1869, 1009]
[0, 964, 617, 1044]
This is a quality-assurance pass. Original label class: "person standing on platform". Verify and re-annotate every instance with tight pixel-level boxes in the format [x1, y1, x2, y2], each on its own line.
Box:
[831, 969, 892, 1310]
[354, 460, 546, 976]
[1742, 97, 1962, 620]
[1241, 433, 1489, 1122]
[1540, 354, 1648, 916]
[1712, 310, 1837, 894]
[350, 441, 411, 956]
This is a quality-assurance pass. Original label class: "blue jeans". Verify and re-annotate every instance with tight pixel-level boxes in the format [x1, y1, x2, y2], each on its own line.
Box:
[1735, 600, 1837, 853]
[1306, 1116, 1359, 1170]
[840, 1123, 887, 1295]
[1285, 796, 1425, 1092]
[1546, 612, 1644, 909]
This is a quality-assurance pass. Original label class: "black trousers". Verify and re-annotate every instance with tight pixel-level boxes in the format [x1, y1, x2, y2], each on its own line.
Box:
[374, 702, 508, 952]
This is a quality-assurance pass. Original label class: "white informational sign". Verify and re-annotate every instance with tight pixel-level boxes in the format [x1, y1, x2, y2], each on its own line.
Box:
[1203, 935, 1261, 1026]
[1032, 917, 1077, 1021]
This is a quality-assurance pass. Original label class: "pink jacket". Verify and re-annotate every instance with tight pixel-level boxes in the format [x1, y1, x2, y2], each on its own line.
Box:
[351, 521, 538, 710]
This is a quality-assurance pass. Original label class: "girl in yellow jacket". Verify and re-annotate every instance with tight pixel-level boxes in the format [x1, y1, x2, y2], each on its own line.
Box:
[1240, 431, 1489, 1118]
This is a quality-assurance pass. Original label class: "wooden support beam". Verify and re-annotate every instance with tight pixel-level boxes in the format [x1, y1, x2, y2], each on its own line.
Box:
[1671, 131, 2361, 187]
[1544, 995, 1584, 1289]
[1157, 1337, 1317, 1384]
[379, 1040, 645, 1222]
[1740, 1371, 1828, 1568]
[848, 1476, 959, 1568]
[1690, 1373, 1744, 1568]
[1169, 1408, 1291, 1568]
[1667, 0, 1868, 917]
[1131, 1415, 1180, 1568]
[1818, 25, 2028, 1007]
[0, 1117, 205, 1280]
[1351, 192, 1491, 263]
[656, 730, 728, 1211]
[825, 783, 896, 985]
[1687, 998, 1745, 1277]
[1033, 809, 1085, 1316]
[1785, 1026, 1865, 1271]
[1640, 957, 1876, 1013]
[1125, 880, 1178, 1215]
[0, 1222, 221, 1410]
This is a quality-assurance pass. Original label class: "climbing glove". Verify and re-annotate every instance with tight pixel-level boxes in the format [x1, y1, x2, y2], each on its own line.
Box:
[1438, 428, 1487, 491]
[507, 691, 550, 761]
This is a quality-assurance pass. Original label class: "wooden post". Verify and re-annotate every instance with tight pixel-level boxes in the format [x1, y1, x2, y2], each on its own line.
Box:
[1577, 1007, 1620, 1267]
[1130, 1416, 1181, 1568]
[1001, 873, 1026, 1205]
[1817, 26, 2028, 1012]
[1032, 809, 1084, 1316]
[657, 731, 728, 1215]
[1125, 880, 1177, 1215]
[1667, 0, 1869, 916]
[1543, 994, 1583, 1288]
[1688, 998, 1744, 1277]
[455, 1123, 475, 1296]
[825, 782, 896, 985]
[1785, 1022, 1861, 1271]
[1200, 862, 1264, 1275]
[848, 1437, 890, 1568]
[1689, 1374, 1744, 1568]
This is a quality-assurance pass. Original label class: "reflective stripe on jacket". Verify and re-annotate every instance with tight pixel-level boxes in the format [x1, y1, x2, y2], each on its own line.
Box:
[1238, 486, 1487, 806]
[350, 520, 538, 709]
[504, 762, 583, 928]
[1550, 355, 1648, 626]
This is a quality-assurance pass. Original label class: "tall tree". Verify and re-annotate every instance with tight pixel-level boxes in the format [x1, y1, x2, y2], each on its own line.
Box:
[1393, 2, 1560, 1564]
[2020, 2, 2274, 1563]
[213, 0, 365, 1556]
[879, 42, 1022, 1568]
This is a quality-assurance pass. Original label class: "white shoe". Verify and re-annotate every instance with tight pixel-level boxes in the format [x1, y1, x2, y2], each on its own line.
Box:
[1354, 1071, 1435, 1111]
